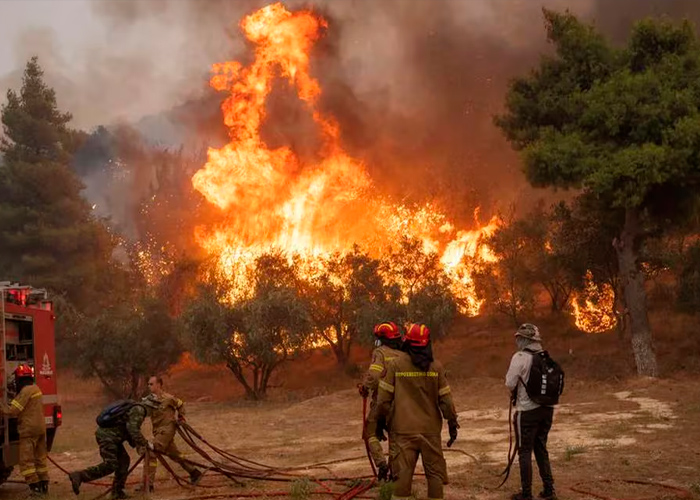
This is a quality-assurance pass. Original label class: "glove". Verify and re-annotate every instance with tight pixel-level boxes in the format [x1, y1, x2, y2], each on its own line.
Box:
[447, 421, 459, 448]
[147, 441, 154, 451]
[136, 446, 145, 456]
[375, 417, 387, 442]
[377, 462, 389, 481]
[357, 384, 369, 398]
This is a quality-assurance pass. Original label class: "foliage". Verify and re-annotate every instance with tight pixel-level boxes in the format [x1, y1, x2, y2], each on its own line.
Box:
[495, 11, 700, 375]
[676, 242, 700, 313]
[290, 478, 313, 500]
[380, 237, 458, 338]
[473, 212, 538, 326]
[0, 57, 115, 308]
[182, 253, 313, 400]
[304, 246, 402, 366]
[70, 293, 182, 399]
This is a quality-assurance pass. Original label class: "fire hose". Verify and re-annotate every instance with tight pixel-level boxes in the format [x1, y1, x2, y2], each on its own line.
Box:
[44, 396, 481, 499]
[492, 401, 691, 499]
[360, 394, 377, 479]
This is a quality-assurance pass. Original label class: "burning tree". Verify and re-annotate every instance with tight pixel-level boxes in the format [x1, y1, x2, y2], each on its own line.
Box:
[183, 253, 312, 400]
[187, 2, 498, 321]
[381, 237, 458, 338]
[472, 214, 538, 326]
[303, 247, 401, 368]
[496, 11, 700, 376]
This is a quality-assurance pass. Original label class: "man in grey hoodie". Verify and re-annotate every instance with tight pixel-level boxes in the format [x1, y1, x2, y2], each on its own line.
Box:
[505, 323, 557, 500]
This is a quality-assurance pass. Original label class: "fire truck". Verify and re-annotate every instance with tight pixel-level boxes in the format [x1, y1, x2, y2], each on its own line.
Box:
[0, 282, 61, 483]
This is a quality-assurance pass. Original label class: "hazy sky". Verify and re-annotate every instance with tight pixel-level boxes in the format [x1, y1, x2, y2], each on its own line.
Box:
[0, 1, 97, 76]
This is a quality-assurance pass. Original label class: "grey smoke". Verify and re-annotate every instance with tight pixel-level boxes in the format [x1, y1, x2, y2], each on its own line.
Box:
[5, 0, 700, 237]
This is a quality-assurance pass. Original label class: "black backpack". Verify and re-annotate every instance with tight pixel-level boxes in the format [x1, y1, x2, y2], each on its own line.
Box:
[522, 350, 565, 406]
[96, 400, 137, 428]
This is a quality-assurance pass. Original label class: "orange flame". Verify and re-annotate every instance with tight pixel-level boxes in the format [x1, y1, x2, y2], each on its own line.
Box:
[571, 270, 617, 333]
[191, 3, 497, 314]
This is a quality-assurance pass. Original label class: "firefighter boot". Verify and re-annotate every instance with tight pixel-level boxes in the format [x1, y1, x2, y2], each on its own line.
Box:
[69, 472, 82, 495]
[39, 480, 49, 495]
[189, 469, 203, 485]
[538, 489, 558, 500]
[28, 482, 43, 496]
[111, 489, 130, 499]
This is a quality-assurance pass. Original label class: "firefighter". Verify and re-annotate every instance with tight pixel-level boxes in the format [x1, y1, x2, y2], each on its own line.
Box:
[68, 398, 160, 499]
[505, 323, 557, 500]
[141, 375, 202, 490]
[376, 324, 459, 500]
[358, 322, 403, 480]
[0, 364, 48, 495]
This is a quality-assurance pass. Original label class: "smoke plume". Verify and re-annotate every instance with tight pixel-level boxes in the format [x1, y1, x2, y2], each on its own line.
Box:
[5, 0, 700, 235]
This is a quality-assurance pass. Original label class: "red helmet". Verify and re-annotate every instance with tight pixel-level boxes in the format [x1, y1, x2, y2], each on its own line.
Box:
[373, 322, 401, 340]
[14, 364, 34, 379]
[405, 323, 430, 347]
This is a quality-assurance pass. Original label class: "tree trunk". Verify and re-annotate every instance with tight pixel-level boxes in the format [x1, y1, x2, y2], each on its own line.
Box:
[615, 207, 658, 377]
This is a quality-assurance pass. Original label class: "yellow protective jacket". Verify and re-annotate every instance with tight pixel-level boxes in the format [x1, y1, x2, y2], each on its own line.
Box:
[361, 345, 403, 403]
[150, 392, 185, 432]
[2, 384, 45, 437]
[376, 352, 457, 435]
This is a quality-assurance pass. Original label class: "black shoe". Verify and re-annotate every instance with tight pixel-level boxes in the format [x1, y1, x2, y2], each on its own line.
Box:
[111, 489, 130, 499]
[538, 489, 557, 500]
[512, 493, 533, 500]
[68, 472, 82, 495]
[189, 469, 203, 485]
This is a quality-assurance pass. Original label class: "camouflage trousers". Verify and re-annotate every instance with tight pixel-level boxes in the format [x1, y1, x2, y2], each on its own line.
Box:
[79, 428, 131, 491]
[148, 426, 198, 482]
[18, 433, 48, 485]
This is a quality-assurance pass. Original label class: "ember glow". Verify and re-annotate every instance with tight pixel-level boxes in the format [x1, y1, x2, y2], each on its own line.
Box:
[571, 270, 617, 333]
[191, 3, 497, 313]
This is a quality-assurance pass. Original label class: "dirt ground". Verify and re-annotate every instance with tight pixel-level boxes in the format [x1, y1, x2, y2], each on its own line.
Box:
[2, 314, 700, 500]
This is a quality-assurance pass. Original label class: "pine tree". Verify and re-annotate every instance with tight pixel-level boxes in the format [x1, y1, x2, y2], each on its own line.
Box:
[0, 57, 115, 306]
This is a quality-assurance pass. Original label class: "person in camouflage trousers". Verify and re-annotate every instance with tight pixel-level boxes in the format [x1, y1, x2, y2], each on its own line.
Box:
[359, 322, 403, 481]
[69, 399, 160, 499]
[140, 375, 201, 490]
[376, 324, 459, 500]
[1, 364, 48, 496]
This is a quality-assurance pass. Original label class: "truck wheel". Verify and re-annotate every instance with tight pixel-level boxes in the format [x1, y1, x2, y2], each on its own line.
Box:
[0, 466, 14, 485]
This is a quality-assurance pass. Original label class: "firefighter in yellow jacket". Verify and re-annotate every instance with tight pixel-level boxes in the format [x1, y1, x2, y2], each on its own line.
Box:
[358, 322, 403, 480]
[141, 376, 201, 491]
[1, 364, 48, 495]
[376, 324, 459, 500]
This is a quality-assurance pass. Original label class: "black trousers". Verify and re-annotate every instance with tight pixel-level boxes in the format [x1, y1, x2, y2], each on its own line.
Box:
[515, 406, 554, 496]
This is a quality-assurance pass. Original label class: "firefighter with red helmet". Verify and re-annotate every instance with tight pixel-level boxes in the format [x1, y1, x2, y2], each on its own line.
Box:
[358, 321, 403, 481]
[1, 364, 49, 495]
[376, 323, 459, 500]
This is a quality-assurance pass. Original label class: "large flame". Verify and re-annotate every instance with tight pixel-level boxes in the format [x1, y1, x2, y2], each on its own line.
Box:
[571, 270, 617, 333]
[191, 3, 497, 313]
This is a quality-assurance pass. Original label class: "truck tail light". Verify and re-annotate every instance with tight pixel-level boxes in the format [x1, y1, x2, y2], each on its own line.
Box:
[53, 405, 62, 427]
